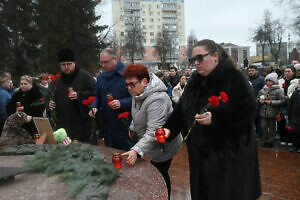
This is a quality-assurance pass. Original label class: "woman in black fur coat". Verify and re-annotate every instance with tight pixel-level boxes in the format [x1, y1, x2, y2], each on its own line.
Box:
[164, 39, 261, 200]
[6, 75, 45, 137]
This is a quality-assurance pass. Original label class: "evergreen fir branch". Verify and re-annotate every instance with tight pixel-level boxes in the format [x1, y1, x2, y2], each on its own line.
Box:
[25, 143, 119, 200]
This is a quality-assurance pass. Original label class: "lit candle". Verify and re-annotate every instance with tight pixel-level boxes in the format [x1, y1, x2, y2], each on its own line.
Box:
[16, 102, 22, 109]
[112, 152, 122, 169]
[34, 134, 40, 142]
[155, 127, 166, 143]
[106, 93, 114, 106]
[68, 87, 74, 98]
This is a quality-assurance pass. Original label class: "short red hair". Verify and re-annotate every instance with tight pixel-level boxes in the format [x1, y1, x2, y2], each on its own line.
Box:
[122, 63, 150, 82]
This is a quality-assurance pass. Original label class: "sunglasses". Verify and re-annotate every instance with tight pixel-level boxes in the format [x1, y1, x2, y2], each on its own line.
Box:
[188, 53, 210, 64]
[125, 80, 141, 88]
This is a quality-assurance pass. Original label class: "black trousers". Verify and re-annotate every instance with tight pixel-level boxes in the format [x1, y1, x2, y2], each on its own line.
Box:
[151, 158, 173, 200]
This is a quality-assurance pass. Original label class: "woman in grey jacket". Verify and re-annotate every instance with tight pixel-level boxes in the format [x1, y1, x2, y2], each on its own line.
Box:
[121, 63, 182, 200]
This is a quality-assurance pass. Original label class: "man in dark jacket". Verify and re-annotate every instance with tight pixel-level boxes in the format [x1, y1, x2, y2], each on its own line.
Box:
[89, 48, 133, 151]
[169, 67, 180, 88]
[48, 48, 95, 142]
[248, 65, 265, 139]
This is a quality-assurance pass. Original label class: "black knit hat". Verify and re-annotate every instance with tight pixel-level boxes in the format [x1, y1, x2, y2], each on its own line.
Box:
[58, 48, 75, 63]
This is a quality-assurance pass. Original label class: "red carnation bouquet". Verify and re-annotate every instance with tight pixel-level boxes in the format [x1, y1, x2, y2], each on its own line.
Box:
[82, 96, 97, 143]
[118, 112, 130, 128]
[178, 91, 228, 151]
[118, 112, 135, 145]
[49, 74, 61, 130]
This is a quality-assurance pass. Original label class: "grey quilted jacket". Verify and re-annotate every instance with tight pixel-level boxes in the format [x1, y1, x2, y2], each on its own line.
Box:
[257, 85, 285, 118]
[130, 73, 182, 162]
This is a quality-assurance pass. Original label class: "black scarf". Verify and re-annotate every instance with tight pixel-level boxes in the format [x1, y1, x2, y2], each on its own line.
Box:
[61, 66, 80, 85]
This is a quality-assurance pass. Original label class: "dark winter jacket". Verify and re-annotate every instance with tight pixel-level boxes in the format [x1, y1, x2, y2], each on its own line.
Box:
[169, 74, 180, 88]
[49, 67, 95, 141]
[92, 61, 133, 151]
[257, 85, 285, 118]
[6, 84, 45, 136]
[248, 75, 265, 97]
[164, 59, 261, 200]
[287, 87, 300, 131]
[0, 86, 12, 121]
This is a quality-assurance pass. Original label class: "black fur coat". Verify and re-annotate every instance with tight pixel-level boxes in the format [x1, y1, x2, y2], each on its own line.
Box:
[165, 59, 261, 200]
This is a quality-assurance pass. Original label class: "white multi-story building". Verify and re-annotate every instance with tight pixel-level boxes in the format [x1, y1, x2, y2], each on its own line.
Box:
[221, 43, 250, 68]
[112, 0, 186, 70]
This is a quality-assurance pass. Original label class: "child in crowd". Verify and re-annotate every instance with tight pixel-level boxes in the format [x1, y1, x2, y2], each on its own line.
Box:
[258, 72, 285, 147]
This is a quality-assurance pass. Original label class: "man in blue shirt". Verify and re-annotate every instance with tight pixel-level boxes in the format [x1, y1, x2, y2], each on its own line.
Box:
[0, 75, 12, 135]
[89, 48, 134, 151]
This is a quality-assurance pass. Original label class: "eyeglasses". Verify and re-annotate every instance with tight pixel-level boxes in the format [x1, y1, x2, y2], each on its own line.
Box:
[125, 80, 141, 88]
[188, 53, 210, 64]
[100, 57, 114, 65]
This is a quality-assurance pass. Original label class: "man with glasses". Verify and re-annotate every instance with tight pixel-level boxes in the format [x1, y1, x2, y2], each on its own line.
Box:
[89, 48, 134, 151]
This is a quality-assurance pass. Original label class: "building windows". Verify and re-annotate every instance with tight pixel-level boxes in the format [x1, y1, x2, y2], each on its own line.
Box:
[157, 11, 160, 15]
[142, 18, 145, 22]
[143, 25, 147, 29]
[150, 32, 154, 36]
[143, 39, 147, 43]
[150, 11, 153, 16]
[121, 32, 124, 36]
[150, 18, 154, 22]
[150, 39, 155, 43]
[157, 25, 161, 29]
[149, 25, 154, 29]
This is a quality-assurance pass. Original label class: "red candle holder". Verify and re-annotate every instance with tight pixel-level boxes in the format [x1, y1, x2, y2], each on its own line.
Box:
[112, 152, 122, 169]
[68, 87, 74, 98]
[16, 102, 22, 109]
[155, 127, 166, 143]
[34, 134, 40, 142]
[106, 93, 113, 106]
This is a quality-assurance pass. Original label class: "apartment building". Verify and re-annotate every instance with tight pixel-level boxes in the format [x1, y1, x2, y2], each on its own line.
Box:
[221, 43, 250, 68]
[112, 0, 186, 70]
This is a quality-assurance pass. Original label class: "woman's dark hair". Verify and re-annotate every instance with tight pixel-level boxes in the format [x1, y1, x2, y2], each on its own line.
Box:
[155, 71, 164, 78]
[194, 39, 232, 64]
[122, 63, 150, 83]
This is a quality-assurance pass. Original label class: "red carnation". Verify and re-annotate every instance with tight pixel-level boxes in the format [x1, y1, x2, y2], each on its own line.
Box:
[50, 75, 56, 82]
[219, 91, 228, 103]
[285, 125, 293, 131]
[55, 74, 61, 78]
[40, 97, 45, 101]
[118, 112, 130, 119]
[82, 99, 89, 106]
[43, 75, 49, 80]
[87, 96, 95, 104]
[282, 83, 286, 88]
[208, 96, 220, 107]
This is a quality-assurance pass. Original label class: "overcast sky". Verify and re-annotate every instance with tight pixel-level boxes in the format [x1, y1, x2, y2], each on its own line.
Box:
[97, 0, 297, 56]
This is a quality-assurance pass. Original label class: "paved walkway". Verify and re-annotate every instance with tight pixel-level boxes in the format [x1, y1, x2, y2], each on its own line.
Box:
[169, 143, 300, 200]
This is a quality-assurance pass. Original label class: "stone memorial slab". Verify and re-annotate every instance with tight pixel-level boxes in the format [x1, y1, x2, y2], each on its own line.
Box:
[0, 166, 33, 183]
[0, 144, 167, 200]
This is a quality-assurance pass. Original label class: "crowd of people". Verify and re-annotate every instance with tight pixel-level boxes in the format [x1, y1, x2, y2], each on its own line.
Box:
[0, 39, 300, 199]
[247, 62, 300, 153]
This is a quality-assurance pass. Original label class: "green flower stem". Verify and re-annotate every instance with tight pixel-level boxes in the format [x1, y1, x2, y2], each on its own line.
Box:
[177, 107, 208, 153]
[183, 120, 196, 141]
